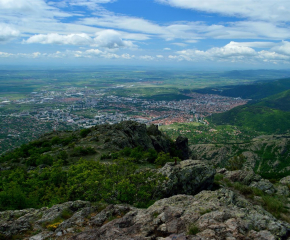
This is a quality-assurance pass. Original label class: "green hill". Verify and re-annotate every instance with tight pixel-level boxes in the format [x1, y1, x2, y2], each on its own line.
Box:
[254, 89, 290, 111]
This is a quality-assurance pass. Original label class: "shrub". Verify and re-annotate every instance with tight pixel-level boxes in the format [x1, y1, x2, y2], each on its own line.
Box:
[187, 224, 200, 235]
[226, 154, 246, 171]
[154, 152, 174, 166]
[80, 129, 91, 138]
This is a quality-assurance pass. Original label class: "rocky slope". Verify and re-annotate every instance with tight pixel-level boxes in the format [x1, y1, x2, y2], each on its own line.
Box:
[190, 134, 290, 178]
[1, 188, 289, 240]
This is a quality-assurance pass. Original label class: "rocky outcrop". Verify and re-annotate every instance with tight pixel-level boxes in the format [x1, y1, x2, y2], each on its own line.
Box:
[93, 121, 189, 158]
[190, 134, 290, 177]
[222, 169, 290, 196]
[158, 160, 216, 197]
[175, 136, 189, 160]
[2, 188, 289, 240]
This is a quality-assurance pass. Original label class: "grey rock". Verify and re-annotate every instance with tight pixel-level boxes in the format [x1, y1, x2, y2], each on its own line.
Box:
[275, 185, 290, 196]
[70, 189, 290, 240]
[280, 176, 290, 185]
[157, 160, 216, 197]
[250, 179, 276, 195]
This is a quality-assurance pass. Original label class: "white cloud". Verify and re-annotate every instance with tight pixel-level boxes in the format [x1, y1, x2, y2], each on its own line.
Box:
[156, 0, 290, 22]
[0, 0, 70, 17]
[94, 30, 135, 48]
[0, 51, 42, 58]
[47, 49, 135, 59]
[271, 41, 290, 56]
[164, 48, 171, 51]
[171, 41, 290, 64]
[156, 55, 164, 58]
[0, 24, 20, 42]
[26, 33, 93, 45]
[140, 55, 155, 60]
[25, 30, 135, 49]
[69, 0, 115, 10]
[0, 51, 13, 57]
[172, 43, 188, 47]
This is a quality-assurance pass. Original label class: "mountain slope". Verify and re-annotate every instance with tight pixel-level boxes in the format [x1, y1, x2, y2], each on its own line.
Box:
[210, 89, 290, 134]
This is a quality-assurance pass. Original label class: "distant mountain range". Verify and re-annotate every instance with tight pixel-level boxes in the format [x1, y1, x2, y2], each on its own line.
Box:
[196, 77, 290, 100]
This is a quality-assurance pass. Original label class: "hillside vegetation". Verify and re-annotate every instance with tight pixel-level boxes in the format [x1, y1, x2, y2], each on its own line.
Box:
[0, 121, 188, 211]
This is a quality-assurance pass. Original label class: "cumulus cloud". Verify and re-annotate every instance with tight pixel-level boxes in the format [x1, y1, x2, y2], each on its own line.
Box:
[170, 41, 290, 64]
[25, 30, 135, 49]
[0, 24, 20, 42]
[271, 41, 290, 56]
[94, 30, 135, 48]
[174, 41, 256, 62]
[26, 33, 93, 45]
[156, 0, 290, 22]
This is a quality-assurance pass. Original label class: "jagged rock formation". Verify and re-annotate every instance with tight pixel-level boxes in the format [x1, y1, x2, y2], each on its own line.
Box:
[1, 188, 289, 240]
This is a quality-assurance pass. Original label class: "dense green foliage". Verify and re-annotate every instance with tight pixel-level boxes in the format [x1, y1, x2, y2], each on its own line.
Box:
[101, 146, 180, 166]
[0, 134, 78, 165]
[0, 158, 165, 211]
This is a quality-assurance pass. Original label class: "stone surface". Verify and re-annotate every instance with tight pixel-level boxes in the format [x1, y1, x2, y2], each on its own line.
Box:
[157, 160, 216, 197]
[1, 189, 290, 239]
[280, 176, 290, 185]
[70, 189, 290, 240]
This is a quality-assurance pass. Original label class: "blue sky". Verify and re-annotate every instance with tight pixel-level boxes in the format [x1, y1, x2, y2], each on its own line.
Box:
[1, 0, 290, 69]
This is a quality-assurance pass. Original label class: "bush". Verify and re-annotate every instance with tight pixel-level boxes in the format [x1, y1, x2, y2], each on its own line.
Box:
[155, 152, 175, 166]
[187, 224, 200, 235]
[226, 154, 246, 171]
[80, 129, 91, 138]
[71, 146, 96, 157]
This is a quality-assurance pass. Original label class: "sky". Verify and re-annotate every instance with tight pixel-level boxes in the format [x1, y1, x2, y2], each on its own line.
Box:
[1, 0, 290, 69]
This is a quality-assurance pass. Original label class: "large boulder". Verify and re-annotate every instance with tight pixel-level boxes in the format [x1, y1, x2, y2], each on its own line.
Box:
[158, 160, 216, 197]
